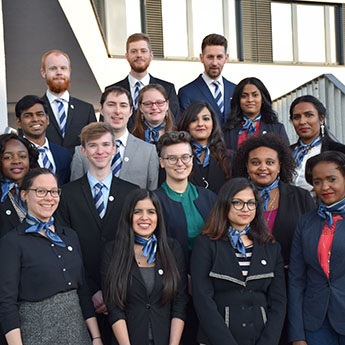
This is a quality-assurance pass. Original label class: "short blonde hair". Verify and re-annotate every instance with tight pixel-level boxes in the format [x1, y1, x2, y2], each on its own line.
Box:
[80, 122, 115, 147]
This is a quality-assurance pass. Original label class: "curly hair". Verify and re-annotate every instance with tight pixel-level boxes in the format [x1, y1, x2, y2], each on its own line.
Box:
[177, 100, 232, 179]
[233, 133, 296, 184]
[0, 134, 39, 181]
[224, 77, 279, 130]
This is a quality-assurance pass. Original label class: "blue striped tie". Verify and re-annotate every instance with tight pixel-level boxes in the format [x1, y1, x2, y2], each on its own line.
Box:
[111, 140, 122, 177]
[56, 99, 67, 137]
[213, 81, 224, 114]
[134, 81, 141, 111]
[38, 147, 54, 172]
[94, 183, 105, 218]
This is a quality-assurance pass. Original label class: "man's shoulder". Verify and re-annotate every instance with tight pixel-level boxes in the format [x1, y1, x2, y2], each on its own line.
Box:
[149, 74, 175, 88]
[111, 176, 139, 191]
[105, 76, 129, 90]
[69, 96, 93, 108]
[49, 141, 70, 157]
[222, 76, 236, 88]
[179, 75, 203, 92]
[127, 133, 156, 153]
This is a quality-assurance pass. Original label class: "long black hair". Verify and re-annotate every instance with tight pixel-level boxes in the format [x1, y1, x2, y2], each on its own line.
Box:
[104, 189, 180, 309]
[178, 100, 232, 179]
[224, 77, 279, 130]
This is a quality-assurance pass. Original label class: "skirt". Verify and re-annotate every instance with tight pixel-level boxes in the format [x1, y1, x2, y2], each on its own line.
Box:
[19, 290, 92, 345]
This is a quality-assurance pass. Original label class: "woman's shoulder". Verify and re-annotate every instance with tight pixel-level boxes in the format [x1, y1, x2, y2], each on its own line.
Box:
[194, 185, 217, 201]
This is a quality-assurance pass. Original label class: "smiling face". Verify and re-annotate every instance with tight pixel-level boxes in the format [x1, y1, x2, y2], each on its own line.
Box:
[1, 139, 30, 186]
[291, 102, 324, 144]
[312, 161, 345, 205]
[200, 45, 228, 80]
[126, 40, 153, 73]
[188, 107, 213, 146]
[21, 173, 59, 222]
[228, 187, 256, 230]
[132, 198, 158, 238]
[246, 146, 281, 187]
[240, 83, 262, 119]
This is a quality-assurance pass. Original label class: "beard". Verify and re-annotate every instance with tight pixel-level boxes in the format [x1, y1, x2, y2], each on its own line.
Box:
[129, 59, 150, 73]
[46, 76, 71, 94]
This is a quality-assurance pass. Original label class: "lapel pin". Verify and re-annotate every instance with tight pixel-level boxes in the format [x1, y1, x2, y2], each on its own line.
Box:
[70, 104, 74, 109]
[109, 196, 114, 202]
[5, 210, 11, 215]
[124, 157, 129, 162]
[158, 269, 164, 275]
[67, 246, 73, 251]
[262, 131, 267, 135]
[261, 259, 267, 265]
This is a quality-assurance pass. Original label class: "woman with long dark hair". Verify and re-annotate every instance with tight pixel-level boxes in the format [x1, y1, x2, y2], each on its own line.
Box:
[223, 77, 289, 151]
[178, 100, 232, 193]
[102, 188, 188, 345]
[191, 177, 286, 345]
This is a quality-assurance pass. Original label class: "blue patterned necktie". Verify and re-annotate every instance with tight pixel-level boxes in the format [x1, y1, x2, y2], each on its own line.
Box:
[228, 224, 250, 257]
[144, 121, 165, 144]
[318, 198, 345, 228]
[38, 147, 54, 172]
[25, 214, 66, 247]
[111, 140, 122, 177]
[134, 81, 141, 111]
[238, 114, 262, 136]
[293, 136, 321, 167]
[94, 183, 105, 218]
[256, 177, 280, 211]
[192, 141, 210, 167]
[212, 81, 224, 114]
[135, 234, 158, 264]
[56, 99, 67, 137]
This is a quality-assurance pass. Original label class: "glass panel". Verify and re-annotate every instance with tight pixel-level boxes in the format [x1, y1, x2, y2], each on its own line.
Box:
[227, 0, 238, 61]
[271, 3, 293, 62]
[162, 0, 188, 57]
[125, 0, 141, 36]
[328, 6, 337, 63]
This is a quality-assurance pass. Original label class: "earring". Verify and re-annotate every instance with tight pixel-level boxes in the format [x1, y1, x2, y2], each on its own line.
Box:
[165, 111, 168, 120]
[321, 123, 325, 137]
[141, 114, 144, 121]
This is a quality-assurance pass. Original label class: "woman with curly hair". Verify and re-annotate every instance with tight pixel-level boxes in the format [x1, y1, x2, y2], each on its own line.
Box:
[0, 133, 39, 238]
[223, 77, 289, 151]
[132, 84, 175, 145]
[178, 100, 232, 193]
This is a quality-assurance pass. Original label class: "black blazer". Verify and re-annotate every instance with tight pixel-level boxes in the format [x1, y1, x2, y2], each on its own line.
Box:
[55, 175, 138, 294]
[290, 135, 345, 154]
[101, 238, 188, 345]
[273, 182, 315, 266]
[107, 75, 180, 127]
[50, 141, 71, 185]
[0, 196, 22, 239]
[191, 235, 286, 345]
[43, 94, 97, 154]
[224, 121, 289, 152]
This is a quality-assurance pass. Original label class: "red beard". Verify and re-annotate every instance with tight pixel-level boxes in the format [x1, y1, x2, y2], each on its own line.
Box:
[46, 77, 71, 94]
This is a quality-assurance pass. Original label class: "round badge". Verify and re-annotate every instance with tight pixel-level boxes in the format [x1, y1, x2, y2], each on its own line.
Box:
[5, 210, 11, 216]
[67, 246, 73, 252]
[262, 131, 267, 135]
[109, 196, 114, 202]
[261, 259, 267, 265]
[158, 269, 164, 275]
[124, 157, 129, 162]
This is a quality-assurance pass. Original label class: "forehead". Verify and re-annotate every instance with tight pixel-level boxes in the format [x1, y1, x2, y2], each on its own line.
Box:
[233, 187, 255, 200]
[86, 132, 113, 145]
[104, 92, 130, 104]
[312, 161, 342, 177]
[202, 45, 226, 55]
[248, 146, 279, 160]
[4, 139, 28, 152]
[293, 102, 318, 114]
[45, 53, 70, 67]
[22, 103, 46, 114]
[163, 142, 192, 155]
[196, 107, 211, 117]
[134, 198, 155, 209]
[128, 40, 150, 51]
[242, 83, 260, 94]
[31, 173, 57, 186]
[142, 89, 165, 100]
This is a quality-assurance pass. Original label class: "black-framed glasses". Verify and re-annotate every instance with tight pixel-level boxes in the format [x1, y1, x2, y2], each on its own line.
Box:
[28, 188, 61, 198]
[162, 154, 193, 165]
[231, 200, 257, 211]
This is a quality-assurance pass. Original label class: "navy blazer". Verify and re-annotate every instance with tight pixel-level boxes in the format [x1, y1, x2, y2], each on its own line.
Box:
[288, 211, 345, 341]
[191, 235, 286, 345]
[49, 141, 71, 185]
[224, 121, 290, 152]
[43, 94, 97, 155]
[178, 74, 236, 125]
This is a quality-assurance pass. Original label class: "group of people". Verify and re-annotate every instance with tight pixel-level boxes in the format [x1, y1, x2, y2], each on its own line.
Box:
[0, 31, 345, 345]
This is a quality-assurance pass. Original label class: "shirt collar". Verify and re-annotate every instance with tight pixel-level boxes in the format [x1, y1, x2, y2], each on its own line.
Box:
[117, 129, 129, 147]
[87, 171, 113, 191]
[46, 89, 70, 104]
[202, 72, 223, 88]
[27, 137, 50, 150]
[128, 73, 150, 88]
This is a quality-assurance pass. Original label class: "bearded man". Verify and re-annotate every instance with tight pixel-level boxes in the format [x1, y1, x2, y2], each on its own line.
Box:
[41, 50, 97, 154]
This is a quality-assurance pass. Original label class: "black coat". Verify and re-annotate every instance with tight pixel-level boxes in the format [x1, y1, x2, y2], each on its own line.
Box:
[0, 196, 22, 239]
[101, 238, 188, 345]
[191, 235, 286, 345]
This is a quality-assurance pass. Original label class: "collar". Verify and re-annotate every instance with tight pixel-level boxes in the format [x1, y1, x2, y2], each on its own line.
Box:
[46, 89, 70, 104]
[19, 221, 66, 236]
[202, 73, 223, 88]
[27, 137, 50, 150]
[87, 171, 112, 191]
[128, 73, 150, 88]
[116, 128, 129, 147]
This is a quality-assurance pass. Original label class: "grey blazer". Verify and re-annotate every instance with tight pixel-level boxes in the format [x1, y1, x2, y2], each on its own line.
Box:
[70, 133, 159, 190]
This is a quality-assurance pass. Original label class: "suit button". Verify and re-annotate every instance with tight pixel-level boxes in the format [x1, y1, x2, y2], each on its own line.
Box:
[242, 323, 247, 327]
[241, 306, 245, 310]
[146, 304, 151, 309]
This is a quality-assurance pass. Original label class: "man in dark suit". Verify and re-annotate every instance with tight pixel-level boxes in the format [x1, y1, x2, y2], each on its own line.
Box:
[15, 95, 71, 185]
[178, 34, 236, 125]
[105, 33, 179, 127]
[55, 122, 138, 344]
[40, 49, 97, 154]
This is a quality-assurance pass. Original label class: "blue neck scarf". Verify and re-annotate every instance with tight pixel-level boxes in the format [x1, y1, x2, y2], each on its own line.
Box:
[135, 233, 158, 264]
[256, 177, 280, 211]
[144, 121, 165, 144]
[238, 114, 261, 136]
[25, 213, 66, 247]
[192, 141, 210, 167]
[293, 136, 321, 167]
[1, 179, 17, 203]
[318, 198, 345, 228]
[228, 224, 250, 257]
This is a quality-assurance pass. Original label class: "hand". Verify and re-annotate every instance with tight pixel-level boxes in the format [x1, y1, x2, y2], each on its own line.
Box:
[92, 337, 103, 345]
[92, 290, 108, 315]
[293, 341, 308, 345]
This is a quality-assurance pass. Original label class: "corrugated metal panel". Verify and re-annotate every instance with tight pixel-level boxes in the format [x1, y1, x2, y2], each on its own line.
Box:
[272, 74, 345, 144]
[146, 0, 164, 58]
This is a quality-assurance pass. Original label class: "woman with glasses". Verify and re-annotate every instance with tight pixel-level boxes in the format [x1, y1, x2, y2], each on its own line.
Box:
[154, 131, 216, 344]
[191, 177, 286, 345]
[178, 100, 233, 194]
[132, 84, 175, 145]
[0, 168, 103, 345]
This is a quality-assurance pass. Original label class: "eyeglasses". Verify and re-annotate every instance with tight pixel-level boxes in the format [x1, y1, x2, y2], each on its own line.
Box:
[231, 200, 257, 211]
[141, 100, 166, 108]
[162, 154, 193, 165]
[28, 188, 61, 198]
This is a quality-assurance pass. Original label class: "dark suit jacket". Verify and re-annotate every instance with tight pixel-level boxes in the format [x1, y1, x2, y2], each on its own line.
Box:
[288, 211, 345, 341]
[101, 238, 188, 345]
[178, 74, 236, 124]
[49, 141, 71, 185]
[191, 235, 286, 345]
[55, 175, 138, 294]
[0, 197, 21, 239]
[224, 121, 290, 152]
[273, 182, 315, 266]
[106, 75, 180, 128]
[43, 94, 97, 154]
